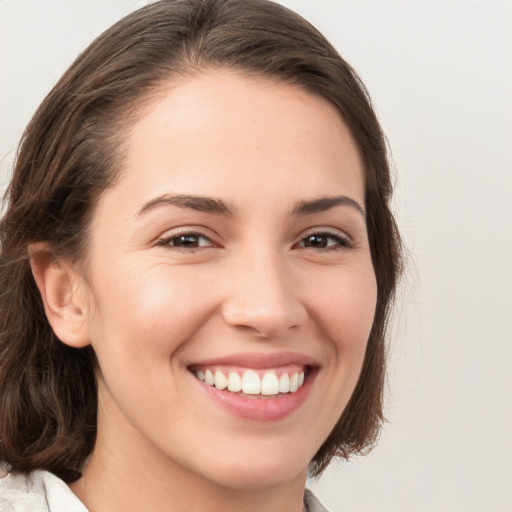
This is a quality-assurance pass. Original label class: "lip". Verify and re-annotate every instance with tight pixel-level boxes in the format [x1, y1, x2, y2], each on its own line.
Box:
[187, 352, 320, 422]
[188, 351, 320, 369]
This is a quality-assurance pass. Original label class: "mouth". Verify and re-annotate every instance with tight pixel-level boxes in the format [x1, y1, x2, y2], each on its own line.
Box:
[186, 353, 319, 421]
[189, 364, 312, 398]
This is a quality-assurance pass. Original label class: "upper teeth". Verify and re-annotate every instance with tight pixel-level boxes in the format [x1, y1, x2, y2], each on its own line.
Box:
[196, 368, 305, 396]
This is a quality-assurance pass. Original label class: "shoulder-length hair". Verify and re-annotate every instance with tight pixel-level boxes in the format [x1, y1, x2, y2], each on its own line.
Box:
[0, 0, 402, 482]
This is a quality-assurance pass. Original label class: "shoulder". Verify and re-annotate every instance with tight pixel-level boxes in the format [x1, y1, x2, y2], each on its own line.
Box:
[0, 470, 49, 512]
[0, 470, 88, 512]
[304, 488, 331, 512]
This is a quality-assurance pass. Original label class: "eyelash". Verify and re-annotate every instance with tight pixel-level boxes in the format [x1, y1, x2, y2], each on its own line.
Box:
[156, 231, 215, 250]
[156, 229, 353, 252]
[293, 230, 354, 251]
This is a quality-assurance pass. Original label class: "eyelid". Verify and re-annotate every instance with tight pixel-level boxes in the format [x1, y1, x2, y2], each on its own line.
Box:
[300, 226, 353, 242]
[293, 227, 354, 250]
[155, 226, 221, 248]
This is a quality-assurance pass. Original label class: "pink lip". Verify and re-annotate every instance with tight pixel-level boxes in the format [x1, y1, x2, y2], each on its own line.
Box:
[187, 352, 319, 422]
[188, 351, 319, 369]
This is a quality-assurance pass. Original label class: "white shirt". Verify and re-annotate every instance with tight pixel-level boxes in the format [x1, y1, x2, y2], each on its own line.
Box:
[0, 470, 87, 512]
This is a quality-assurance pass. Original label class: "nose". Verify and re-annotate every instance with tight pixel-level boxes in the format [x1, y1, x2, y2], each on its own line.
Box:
[221, 249, 308, 338]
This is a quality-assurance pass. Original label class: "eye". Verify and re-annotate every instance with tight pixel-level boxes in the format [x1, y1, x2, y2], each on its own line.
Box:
[157, 232, 215, 249]
[295, 231, 353, 251]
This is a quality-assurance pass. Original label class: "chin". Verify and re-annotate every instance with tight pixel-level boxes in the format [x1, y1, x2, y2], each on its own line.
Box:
[206, 464, 307, 492]
[190, 440, 312, 491]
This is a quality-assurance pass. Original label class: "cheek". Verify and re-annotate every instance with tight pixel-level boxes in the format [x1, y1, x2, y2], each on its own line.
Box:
[86, 264, 217, 364]
[299, 264, 377, 442]
[85, 267, 212, 422]
[307, 264, 377, 353]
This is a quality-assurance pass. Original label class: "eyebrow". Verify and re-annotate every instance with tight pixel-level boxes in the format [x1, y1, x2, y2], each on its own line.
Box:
[137, 194, 236, 217]
[292, 196, 366, 217]
[137, 193, 365, 218]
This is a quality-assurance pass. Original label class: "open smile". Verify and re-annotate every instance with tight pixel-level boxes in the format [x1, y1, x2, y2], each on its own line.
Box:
[187, 353, 319, 421]
[190, 365, 308, 397]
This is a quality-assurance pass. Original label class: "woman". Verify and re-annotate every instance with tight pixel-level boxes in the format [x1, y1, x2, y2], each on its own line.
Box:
[0, 1, 402, 511]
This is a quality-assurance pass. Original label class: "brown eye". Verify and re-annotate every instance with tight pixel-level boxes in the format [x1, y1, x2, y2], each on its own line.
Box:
[302, 234, 330, 248]
[172, 234, 202, 247]
[158, 233, 213, 249]
[296, 232, 352, 250]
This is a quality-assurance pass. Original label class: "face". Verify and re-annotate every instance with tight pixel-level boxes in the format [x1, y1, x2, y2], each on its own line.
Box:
[78, 71, 377, 491]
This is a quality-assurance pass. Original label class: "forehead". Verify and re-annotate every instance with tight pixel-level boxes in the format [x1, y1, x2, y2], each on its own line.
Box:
[103, 70, 365, 213]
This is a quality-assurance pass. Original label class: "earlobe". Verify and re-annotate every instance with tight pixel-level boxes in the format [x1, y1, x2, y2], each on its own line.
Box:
[29, 242, 91, 348]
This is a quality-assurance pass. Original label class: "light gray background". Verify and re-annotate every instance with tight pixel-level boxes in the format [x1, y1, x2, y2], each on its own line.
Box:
[1, 1, 511, 511]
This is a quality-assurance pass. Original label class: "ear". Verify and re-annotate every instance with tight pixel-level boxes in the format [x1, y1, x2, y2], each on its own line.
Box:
[29, 242, 91, 348]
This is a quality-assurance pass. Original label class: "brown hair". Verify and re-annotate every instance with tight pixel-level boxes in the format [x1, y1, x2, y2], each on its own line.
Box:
[0, 0, 401, 482]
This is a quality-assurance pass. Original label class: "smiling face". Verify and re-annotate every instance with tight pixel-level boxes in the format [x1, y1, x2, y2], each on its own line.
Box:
[74, 70, 377, 496]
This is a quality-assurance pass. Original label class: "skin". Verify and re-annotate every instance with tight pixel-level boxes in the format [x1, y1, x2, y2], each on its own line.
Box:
[33, 71, 377, 512]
